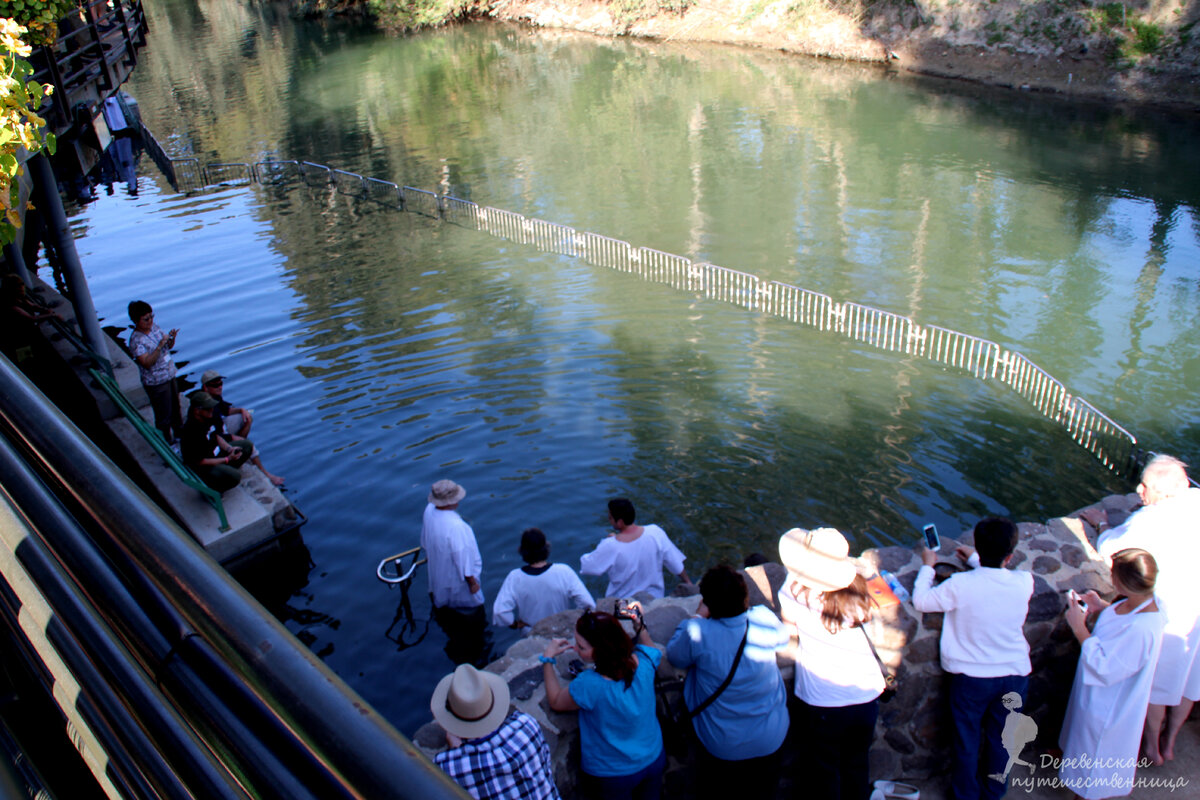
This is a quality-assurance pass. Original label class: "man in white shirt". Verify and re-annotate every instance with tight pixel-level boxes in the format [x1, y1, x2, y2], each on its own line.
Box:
[579, 497, 693, 598]
[493, 528, 594, 629]
[1090, 454, 1200, 764]
[912, 517, 1033, 800]
[422, 479, 483, 610]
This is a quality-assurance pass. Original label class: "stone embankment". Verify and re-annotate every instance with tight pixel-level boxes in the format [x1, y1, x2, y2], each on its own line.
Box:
[483, 0, 1200, 110]
[414, 493, 1138, 797]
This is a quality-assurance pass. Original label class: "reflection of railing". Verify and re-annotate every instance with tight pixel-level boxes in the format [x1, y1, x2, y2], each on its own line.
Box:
[166, 157, 1143, 475]
[28, 0, 148, 131]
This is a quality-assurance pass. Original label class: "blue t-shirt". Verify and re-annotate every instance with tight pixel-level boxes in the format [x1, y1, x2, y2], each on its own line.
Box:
[568, 643, 664, 777]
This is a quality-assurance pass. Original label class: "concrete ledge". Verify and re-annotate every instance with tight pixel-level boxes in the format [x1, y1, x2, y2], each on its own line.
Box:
[30, 279, 300, 564]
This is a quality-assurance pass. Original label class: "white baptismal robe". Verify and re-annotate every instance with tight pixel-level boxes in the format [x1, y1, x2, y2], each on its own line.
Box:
[1097, 488, 1200, 704]
[1059, 599, 1164, 799]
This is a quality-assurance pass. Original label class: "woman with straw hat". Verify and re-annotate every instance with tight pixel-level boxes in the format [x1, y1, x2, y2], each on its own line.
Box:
[778, 527, 885, 800]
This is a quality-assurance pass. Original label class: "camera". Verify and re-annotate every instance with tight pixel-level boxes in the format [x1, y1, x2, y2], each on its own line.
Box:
[615, 599, 642, 624]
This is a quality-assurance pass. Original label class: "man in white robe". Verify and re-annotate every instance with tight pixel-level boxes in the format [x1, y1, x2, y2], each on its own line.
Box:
[1090, 454, 1200, 763]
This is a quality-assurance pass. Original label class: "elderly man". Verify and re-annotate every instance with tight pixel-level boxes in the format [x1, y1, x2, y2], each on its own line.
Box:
[1091, 454, 1200, 764]
[200, 369, 284, 485]
[421, 479, 490, 666]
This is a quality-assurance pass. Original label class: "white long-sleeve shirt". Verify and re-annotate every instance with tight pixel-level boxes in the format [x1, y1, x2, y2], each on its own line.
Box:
[420, 503, 484, 610]
[912, 554, 1033, 678]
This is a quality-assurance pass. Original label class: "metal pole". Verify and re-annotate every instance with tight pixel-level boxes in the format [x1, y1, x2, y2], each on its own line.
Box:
[0, 355, 468, 800]
[2, 243, 33, 287]
[26, 153, 109, 360]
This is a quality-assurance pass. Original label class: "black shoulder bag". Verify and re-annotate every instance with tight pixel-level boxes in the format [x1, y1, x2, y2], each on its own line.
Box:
[656, 624, 749, 758]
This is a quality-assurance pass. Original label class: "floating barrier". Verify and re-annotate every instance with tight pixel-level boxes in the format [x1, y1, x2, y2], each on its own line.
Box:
[163, 157, 1143, 476]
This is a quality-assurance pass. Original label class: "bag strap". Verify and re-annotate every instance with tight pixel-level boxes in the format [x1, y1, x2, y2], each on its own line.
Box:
[688, 623, 749, 719]
[860, 624, 897, 689]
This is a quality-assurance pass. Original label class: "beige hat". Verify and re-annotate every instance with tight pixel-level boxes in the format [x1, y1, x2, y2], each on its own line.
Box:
[430, 664, 510, 740]
[428, 479, 466, 507]
[779, 527, 856, 593]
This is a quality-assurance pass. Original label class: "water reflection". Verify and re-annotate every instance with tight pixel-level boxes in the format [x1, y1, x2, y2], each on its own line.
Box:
[63, 0, 1200, 734]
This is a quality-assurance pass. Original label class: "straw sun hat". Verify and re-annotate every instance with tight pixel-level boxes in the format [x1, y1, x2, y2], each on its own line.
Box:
[430, 664, 511, 740]
[778, 527, 857, 593]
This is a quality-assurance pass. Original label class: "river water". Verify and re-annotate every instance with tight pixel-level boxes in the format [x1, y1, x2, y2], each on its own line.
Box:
[66, 0, 1200, 734]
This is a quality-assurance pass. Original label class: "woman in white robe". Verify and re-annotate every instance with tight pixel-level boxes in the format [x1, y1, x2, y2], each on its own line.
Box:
[1059, 548, 1164, 799]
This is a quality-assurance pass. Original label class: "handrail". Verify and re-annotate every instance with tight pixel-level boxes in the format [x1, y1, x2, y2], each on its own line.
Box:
[376, 547, 426, 585]
[0, 353, 469, 799]
[28, 1, 148, 132]
[88, 367, 229, 530]
[45, 314, 114, 378]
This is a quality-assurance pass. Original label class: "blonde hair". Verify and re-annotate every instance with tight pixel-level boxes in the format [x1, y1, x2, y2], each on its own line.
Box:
[1111, 548, 1157, 595]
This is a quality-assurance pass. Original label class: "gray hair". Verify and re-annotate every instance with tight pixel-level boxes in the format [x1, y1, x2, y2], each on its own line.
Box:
[1141, 454, 1190, 498]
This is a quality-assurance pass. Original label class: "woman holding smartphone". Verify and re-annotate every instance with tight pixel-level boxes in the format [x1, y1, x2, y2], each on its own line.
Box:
[1059, 548, 1163, 799]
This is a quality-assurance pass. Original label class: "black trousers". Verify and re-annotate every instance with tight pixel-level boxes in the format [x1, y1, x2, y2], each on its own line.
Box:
[791, 697, 878, 800]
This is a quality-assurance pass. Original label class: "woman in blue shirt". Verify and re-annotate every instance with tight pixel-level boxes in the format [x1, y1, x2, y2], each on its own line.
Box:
[542, 608, 665, 800]
[666, 565, 790, 799]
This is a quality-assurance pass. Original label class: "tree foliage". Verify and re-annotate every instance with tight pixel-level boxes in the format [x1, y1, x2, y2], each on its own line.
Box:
[2, 0, 78, 45]
[0, 18, 55, 245]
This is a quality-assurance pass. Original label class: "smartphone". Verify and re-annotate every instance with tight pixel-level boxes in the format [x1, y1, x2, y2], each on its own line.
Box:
[922, 523, 940, 551]
[1068, 589, 1088, 613]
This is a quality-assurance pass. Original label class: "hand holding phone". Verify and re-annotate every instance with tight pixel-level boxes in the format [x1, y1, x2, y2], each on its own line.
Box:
[922, 523, 940, 551]
[1068, 589, 1088, 613]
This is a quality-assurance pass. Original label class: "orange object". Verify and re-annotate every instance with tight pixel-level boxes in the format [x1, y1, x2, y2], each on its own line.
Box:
[866, 575, 899, 608]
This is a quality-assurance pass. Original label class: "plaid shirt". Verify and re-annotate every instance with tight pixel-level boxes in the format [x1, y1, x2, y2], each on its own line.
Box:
[435, 710, 561, 800]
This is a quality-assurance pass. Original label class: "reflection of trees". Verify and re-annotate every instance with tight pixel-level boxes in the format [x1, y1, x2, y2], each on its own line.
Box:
[128, 2, 1200, 467]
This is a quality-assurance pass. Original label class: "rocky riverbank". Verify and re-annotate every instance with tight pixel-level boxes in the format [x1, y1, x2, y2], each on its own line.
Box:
[326, 0, 1200, 111]
[485, 0, 1200, 110]
[413, 492, 1143, 798]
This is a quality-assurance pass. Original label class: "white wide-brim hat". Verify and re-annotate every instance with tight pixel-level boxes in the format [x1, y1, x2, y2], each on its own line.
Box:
[779, 527, 856, 593]
[430, 664, 510, 740]
[428, 479, 466, 507]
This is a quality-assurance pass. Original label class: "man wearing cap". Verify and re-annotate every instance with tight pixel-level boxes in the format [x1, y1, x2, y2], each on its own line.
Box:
[200, 369, 284, 485]
[431, 664, 560, 799]
[422, 480, 485, 617]
[493, 528, 594, 629]
[180, 390, 253, 493]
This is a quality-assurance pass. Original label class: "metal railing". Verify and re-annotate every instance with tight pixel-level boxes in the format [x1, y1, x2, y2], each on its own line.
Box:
[0, 353, 468, 800]
[28, 0, 148, 132]
[164, 156, 1143, 475]
[88, 367, 230, 530]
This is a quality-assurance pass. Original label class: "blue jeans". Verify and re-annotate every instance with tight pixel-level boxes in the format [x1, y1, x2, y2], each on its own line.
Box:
[586, 747, 666, 800]
[948, 673, 1030, 800]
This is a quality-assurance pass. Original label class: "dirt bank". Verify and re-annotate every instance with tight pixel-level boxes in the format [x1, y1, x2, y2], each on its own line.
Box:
[484, 0, 1200, 112]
